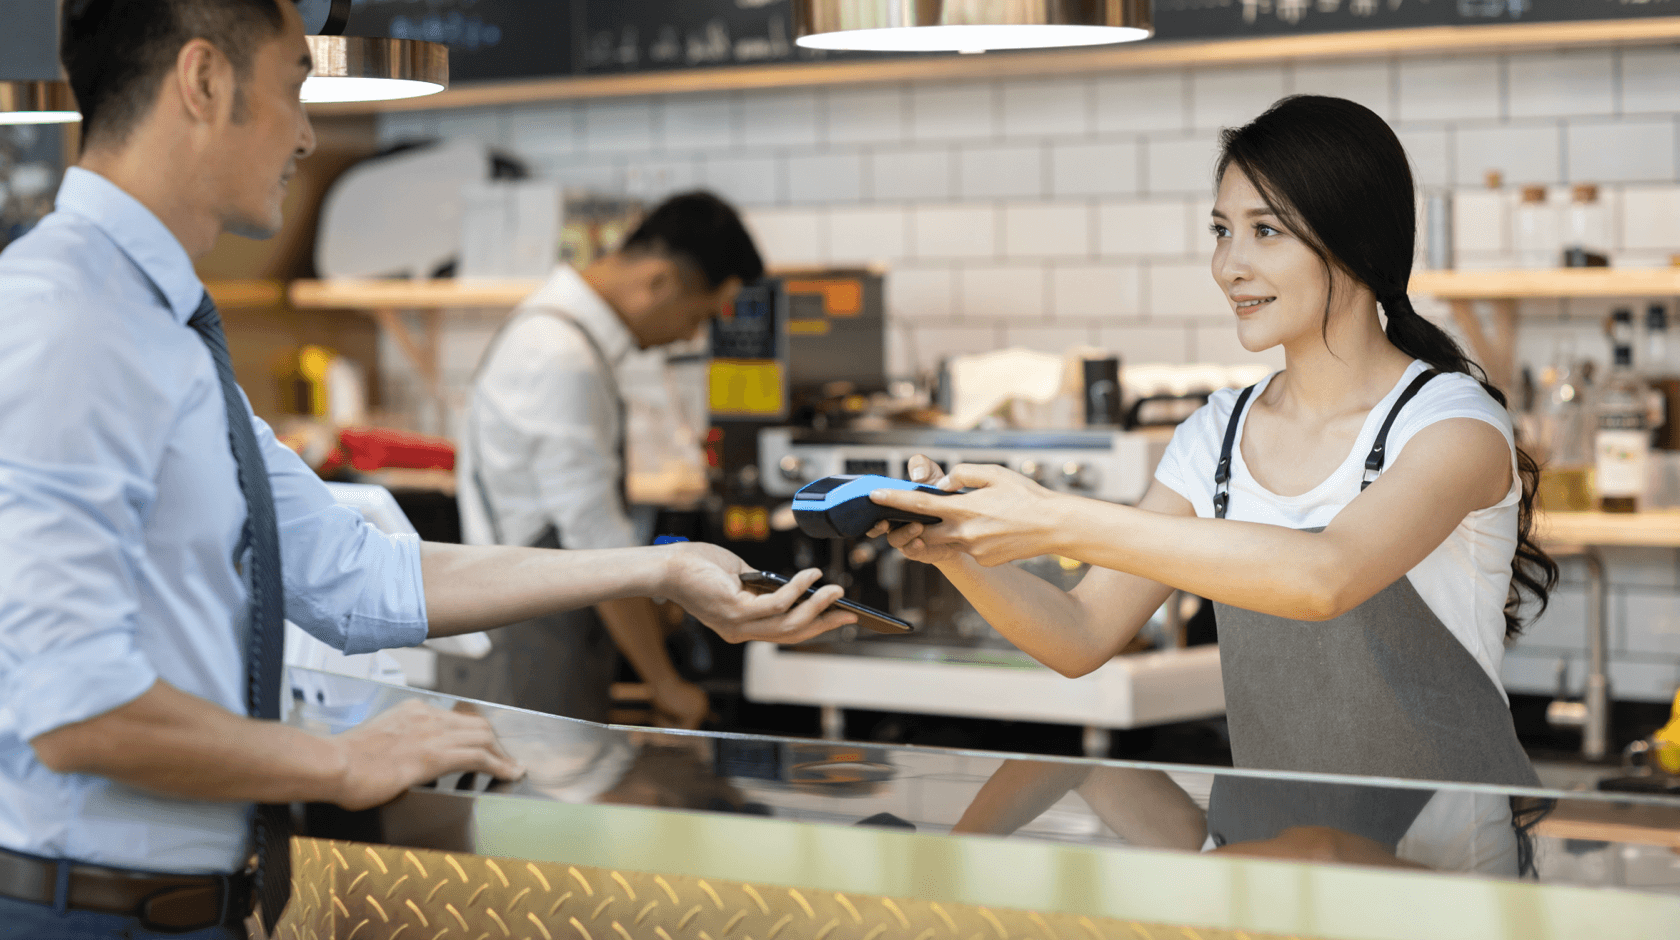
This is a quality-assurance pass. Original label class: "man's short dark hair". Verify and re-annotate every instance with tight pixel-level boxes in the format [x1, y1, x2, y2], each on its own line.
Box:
[61, 0, 289, 147]
[620, 191, 765, 289]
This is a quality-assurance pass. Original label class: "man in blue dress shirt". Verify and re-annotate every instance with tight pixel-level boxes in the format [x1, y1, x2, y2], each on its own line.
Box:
[0, 1, 854, 937]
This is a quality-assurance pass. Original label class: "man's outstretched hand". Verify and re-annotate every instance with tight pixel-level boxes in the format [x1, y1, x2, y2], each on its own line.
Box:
[659, 542, 857, 644]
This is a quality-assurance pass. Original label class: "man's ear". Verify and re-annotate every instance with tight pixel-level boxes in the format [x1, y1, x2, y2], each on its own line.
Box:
[174, 38, 235, 126]
[643, 258, 685, 302]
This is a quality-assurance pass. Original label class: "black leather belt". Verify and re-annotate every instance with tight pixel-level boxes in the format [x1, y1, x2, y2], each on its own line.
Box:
[0, 845, 252, 932]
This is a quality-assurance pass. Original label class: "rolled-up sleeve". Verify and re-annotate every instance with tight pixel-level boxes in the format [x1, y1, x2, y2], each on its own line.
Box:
[255, 413, 429, 654]
[0, 308, 161, 742]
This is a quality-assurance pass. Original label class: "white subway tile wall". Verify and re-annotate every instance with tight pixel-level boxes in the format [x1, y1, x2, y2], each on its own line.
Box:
[1190, 66, 1287, 131]
[1566, 118, 1679, 184]
[1622, 47, 1680, 115]
[1003, 203, 1092, 259]
[1397, 56, 1502, 122]
[1290, 59, 1394, 120]
[826, 85, 909, 144]
[1453, 122, 1562, 187]
[384, 46, 1680, 699]
[1505, 51, 1615, 120]
[958, 143, 1046, 200]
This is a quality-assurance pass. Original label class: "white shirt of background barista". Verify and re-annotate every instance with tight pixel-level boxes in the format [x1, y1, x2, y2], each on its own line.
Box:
[459, 265, 640, 551]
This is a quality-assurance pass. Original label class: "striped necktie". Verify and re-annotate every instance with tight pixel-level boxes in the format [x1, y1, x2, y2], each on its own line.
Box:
[188, 292, 292, 934]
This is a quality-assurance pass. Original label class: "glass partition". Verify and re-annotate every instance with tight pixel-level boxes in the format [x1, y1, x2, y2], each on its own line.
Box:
[286, 666, 1680, 895]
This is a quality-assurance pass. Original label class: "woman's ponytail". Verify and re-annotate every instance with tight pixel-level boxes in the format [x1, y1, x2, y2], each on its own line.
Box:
[1380, 293, 1558, 641]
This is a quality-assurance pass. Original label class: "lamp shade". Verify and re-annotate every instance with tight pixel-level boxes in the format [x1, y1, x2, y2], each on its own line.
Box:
[0, 81, 79, 125]
[302, 36, 448, 103]
[793, 0, 1151, 53]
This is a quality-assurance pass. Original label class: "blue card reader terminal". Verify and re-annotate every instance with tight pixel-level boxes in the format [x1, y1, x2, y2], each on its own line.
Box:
[792, 474, 954, 540]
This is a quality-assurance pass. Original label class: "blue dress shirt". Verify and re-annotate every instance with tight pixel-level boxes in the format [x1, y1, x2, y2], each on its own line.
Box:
[0, 168, 429, 873]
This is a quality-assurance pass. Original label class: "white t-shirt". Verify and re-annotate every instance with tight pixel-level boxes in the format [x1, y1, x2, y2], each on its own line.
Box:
[1156, 359, 1524, 875]
[1154, 358, 1522, 695]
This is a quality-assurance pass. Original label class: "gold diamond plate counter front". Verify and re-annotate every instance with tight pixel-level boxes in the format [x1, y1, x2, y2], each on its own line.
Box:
[265, 792, 1680, 940]
[276, 836, 1289, 940]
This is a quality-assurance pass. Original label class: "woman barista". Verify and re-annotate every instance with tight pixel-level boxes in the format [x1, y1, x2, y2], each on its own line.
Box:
[871, 96, 1558, 872]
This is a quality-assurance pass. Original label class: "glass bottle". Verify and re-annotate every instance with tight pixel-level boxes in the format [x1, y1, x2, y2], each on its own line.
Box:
[1536, 336, 1596, 512]
[1643, 304, 1680, 507]
[1513, 185, 1557, 270]
[1562, 184, 1610, 267]
[1596, 310, 1652, 513]
[1647, 304, 1680, 451]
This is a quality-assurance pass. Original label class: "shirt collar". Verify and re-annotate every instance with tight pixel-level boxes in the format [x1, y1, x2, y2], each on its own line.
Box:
[527, 265, 637, 367]
[53, 167, 206, 325]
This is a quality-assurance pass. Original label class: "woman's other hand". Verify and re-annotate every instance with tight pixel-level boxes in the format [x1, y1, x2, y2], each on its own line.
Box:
[869, 460, 1062, 568]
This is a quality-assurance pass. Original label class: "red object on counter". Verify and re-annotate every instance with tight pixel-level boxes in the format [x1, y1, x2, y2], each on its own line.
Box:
[337, 427, 456, 473]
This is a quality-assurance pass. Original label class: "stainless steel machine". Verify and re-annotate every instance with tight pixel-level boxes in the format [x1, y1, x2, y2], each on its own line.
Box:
[749, 426, 1224, 751]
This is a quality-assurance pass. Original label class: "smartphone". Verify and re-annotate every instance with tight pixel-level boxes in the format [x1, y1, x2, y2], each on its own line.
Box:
[739, 572, 915, 635]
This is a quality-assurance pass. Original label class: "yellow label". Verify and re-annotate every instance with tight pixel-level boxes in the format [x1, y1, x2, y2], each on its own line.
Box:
[709, 359, 785, 417]
[787, 320, 831, 336]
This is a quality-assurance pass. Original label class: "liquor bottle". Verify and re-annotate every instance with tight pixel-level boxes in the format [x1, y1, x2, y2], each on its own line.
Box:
[1535, 337, 1595, 512]
[1645, 304, 1680, 450]
[1596, 309, 1652, 513]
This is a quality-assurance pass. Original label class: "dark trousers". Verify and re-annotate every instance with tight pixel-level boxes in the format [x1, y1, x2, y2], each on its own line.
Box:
[434, 605, 617, 723]
[0, 895, 233, 940]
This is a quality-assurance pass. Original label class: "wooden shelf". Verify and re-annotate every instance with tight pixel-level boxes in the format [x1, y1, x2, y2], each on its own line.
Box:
[289, 278, 542, 310]
[205, 279, 286, 309]
[1538, 511, 1680, 550]
[1534, 799, 1680, 849]
[1410, 268, 1680, 301]
[308, 17, 1680, 114]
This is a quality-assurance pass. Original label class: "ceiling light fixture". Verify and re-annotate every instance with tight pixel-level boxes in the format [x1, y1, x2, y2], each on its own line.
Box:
[300, 0, 448, 104]
[793, 0, 1152, 54]
[302, 36, 448, 103]
[0, 80, 79, 126]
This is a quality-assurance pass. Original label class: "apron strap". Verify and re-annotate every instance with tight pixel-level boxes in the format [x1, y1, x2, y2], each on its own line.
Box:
[468, 305, 630, 547]
[1213, 384, 1258, 520]
[1361, 369, 1440, 490]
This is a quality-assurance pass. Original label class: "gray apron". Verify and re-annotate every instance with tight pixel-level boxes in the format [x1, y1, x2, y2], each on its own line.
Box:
[1204, 371, 1540, 851]
[437, 307, 628, 724]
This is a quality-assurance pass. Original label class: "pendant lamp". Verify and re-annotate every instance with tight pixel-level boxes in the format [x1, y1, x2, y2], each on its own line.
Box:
[301, 0, 447, 103]
[0, 80, 78, 126]
[793, 0, 1152, 54]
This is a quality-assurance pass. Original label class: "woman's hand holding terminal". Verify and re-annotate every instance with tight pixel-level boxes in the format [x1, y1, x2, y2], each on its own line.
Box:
[867, 456, 1062, 568]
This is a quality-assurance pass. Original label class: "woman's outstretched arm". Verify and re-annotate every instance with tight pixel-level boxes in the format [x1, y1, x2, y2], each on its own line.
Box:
[873, 456, 1183, 678]
[876, 417, 1510, 631]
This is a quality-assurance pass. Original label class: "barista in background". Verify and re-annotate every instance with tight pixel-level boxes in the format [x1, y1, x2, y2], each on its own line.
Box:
[454, 193, 763, 727]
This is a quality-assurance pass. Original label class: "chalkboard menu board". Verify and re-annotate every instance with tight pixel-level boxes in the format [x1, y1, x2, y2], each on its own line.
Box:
[577, 0, 836, 73]
[346, 0, 1680, 85]
[1155, 0, 1680, 40]
[348, 0, 578, 82]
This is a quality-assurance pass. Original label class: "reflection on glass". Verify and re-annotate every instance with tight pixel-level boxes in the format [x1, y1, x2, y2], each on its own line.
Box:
[285, 668, 1680, 893]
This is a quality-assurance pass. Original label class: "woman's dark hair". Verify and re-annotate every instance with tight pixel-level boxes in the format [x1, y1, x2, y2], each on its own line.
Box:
[1217, 95, 1557, 640]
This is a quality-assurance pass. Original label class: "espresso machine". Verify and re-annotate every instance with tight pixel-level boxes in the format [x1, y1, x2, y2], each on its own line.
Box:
[700, 271, 1227, 751]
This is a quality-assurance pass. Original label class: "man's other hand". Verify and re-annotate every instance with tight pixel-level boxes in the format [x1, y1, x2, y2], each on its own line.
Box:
[659, 543, 857, 644]
[332, 699, 524, 811]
